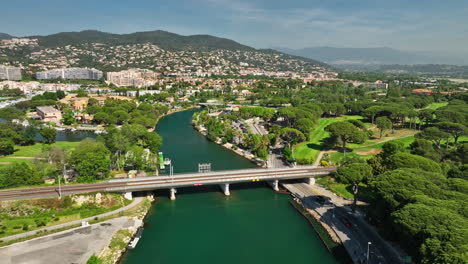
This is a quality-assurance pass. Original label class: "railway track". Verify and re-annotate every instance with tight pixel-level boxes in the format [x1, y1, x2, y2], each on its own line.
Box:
[0, 167, 336, 200]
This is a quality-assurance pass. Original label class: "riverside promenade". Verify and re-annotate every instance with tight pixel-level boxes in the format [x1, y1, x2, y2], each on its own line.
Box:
[283, 182, 404, 264]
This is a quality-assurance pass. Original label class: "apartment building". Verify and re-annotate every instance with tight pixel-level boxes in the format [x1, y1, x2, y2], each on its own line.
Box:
[36, 106, 62, 123]
[107, 68, 160, 88]
[0, 65, 22, 81]
[36, 68, 103, 80]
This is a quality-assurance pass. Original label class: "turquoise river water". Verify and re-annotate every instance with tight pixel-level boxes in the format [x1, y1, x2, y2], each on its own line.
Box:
[122, 109, 339, 264]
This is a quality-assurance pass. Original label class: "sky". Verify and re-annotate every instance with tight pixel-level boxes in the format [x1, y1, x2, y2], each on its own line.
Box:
[1, 0, 468, 55]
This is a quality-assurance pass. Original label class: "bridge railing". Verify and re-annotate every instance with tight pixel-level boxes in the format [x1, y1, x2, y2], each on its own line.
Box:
[108, 166, 336, 184]
[105, 170, 334, 192]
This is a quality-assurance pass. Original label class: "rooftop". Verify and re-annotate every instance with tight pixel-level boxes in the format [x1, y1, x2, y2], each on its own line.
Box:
[37, 106, 61, 113]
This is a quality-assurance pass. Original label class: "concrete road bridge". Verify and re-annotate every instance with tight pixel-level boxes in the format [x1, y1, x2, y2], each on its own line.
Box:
[0, 166, 336, 201]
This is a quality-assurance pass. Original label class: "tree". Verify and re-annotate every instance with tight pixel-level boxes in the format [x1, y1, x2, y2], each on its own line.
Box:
[336, 163, 372, 211]
[102, 128, 130, 171]
[0, 107, 25, 121]
[61, 108, 75, 125]
[124, 145, 146, 170]
[113, 110, 130, 125]
[325, 121, 367, 151]
[381, 140, 404, 158]
[278, 128, 306, 149]
[418, 109, 433, 130]
[436, 122, 467, 146]
[93, 112, 115, 125]
[295, 118, 315, 135]
[20, 126, 38, 145]
[70, 139, 110, 182]
[417, 127, 449, 149]
[371, 169, 447, 215]
[142, 133, 162, 153]
[0, 140, 14, 156]
[385, 152, 442, 174]
[40, 127, 57, 144]
[410, 139, 440, 161]
[376, 116, 392, 138]
[0, 162, 43, 188]
[363, 106, 381, 124]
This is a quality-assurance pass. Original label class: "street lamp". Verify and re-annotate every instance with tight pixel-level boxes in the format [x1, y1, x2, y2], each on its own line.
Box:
[367, 241, 372, 264]
[58, 163, 65, 199]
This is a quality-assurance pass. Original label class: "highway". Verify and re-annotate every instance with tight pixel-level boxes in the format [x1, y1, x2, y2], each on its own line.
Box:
[0, 166, 336, 201]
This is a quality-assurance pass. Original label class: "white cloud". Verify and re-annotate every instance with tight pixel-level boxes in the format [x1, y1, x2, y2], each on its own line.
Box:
[201, 0, 468, 54]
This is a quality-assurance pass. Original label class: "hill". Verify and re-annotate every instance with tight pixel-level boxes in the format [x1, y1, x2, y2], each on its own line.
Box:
[0, 30, 329, 73]
[0, 33, 14, 40]
[277, 46, 468, 66]
[30, 30, 255, 52]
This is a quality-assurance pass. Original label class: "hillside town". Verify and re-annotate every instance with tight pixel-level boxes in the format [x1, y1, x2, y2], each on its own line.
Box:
[0, 27, 467, 264]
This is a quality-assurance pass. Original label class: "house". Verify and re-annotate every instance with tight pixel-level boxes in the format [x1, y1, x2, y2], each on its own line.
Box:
[59, 95, 89, 110]
[37, 106, 62, 123]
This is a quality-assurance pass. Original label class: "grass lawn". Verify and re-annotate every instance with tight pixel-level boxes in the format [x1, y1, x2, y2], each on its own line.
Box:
[315, 175, 375, 202]
[293, 115, 363, 163]
[0, 141, 80, 167]
[425, 102, 448, 110]
[330, 135, 416, 163]
[10, 141, 80, 157]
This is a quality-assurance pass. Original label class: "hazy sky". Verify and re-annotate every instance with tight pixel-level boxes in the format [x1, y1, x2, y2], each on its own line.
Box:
[2, 0, 468, 55]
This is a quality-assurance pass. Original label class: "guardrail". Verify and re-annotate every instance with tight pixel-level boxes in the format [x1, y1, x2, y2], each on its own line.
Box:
[106, 169, 334, 192]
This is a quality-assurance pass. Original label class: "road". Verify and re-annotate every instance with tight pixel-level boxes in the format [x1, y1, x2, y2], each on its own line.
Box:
[0, 167, 336, 201]
[0, 217, 138, 264]
[284, 182, 404, 264]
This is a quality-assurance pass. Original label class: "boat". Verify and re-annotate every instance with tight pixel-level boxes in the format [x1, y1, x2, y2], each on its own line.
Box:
[127, 227, 144, 249]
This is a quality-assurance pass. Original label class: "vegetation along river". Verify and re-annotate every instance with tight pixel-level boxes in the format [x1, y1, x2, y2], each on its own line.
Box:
[120, 108, 339, 264]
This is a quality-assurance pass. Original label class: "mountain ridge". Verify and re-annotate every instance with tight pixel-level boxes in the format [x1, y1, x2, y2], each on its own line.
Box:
[0, 33, 14, 40]
[26, 29, 256, 52]
[276, 46, 468, 66]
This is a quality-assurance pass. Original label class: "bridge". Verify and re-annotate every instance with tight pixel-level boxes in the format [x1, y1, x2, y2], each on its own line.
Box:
[0, 166, 336, 201]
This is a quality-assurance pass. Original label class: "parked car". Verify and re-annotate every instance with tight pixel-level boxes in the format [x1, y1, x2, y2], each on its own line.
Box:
[340, 217, 352, 227]
[314, 195, 326, 204]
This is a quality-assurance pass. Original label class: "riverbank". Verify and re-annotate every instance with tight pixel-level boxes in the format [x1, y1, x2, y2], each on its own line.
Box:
[289, 198, 352, 263]
[95, 194, 154, 264]
[283, 182, 404, 264]
[191, 119, 266, 168]
[0, 193, 154, 264]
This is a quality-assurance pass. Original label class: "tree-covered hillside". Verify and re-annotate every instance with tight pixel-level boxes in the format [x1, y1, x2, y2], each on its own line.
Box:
[30, 30, 255, 52]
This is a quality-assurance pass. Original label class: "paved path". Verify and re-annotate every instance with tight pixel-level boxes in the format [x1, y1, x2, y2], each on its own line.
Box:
[1, 197, 143, 242]
[313, 151, 325, 167]
[283, 182, 404, 264]
[0, 217, 137, 264]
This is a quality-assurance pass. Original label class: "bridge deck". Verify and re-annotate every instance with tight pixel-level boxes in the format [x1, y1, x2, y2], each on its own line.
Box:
[0, 166, 336, 201]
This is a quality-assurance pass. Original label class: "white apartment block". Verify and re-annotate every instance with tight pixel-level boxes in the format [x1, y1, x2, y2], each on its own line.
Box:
[36, 68, 103, 80]
[0, 65, 22, 81]
[107, 68, 160, 88]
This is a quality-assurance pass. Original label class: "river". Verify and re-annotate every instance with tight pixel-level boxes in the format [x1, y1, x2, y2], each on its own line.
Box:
[122, 109, 339, 264]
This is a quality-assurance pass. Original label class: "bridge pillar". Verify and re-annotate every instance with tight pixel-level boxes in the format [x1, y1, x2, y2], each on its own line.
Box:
[268, 180, 279, 192]
[220, 184, 230, 196]
[170, 188, 177, 201]
[306, 177, 315, 185]
[124, 192, 133, 200]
